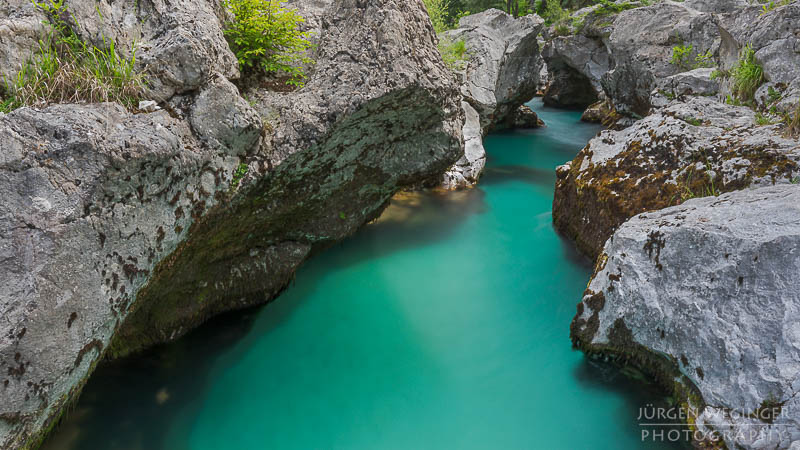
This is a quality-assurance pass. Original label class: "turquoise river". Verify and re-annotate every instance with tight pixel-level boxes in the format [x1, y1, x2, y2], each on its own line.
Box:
[45, 100, 686, 449]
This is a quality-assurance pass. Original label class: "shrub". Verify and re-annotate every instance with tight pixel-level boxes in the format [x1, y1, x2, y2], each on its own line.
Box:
[670, 44, 694, 70]
[424, 0, 451, 33]
[671, 44, 714, 70]
[2, 0, 145, 111]
[760, 0, 791, 15]
[730, 44, 764, 103]
[438, 37, 468, 71]
[542, 0, 570, 26]
[222, 0, 313, 87]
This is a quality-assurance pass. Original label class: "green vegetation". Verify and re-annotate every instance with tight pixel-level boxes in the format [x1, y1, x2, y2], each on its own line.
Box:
[679, 162, 719, 201]
[420, 0, 646, 37]
[684, 116, 703, 126]
[0, 0, 145, 112]
[729, 44, 765, 104]
[755, 112, 777, 126]
[222, 0, 313, 87]
[759, 0, 791, 14]
[670, 44, 714, 71]
[438, 37, 469, 71]
[424, 0, 452, 33]
[230, 163, 249, 189]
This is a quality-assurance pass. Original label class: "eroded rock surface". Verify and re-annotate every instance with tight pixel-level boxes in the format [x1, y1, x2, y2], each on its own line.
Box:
[0, 0, 463, 447]
[440, 8, 544, 187]
[571, 184, 800, 449]
[553, 96, 800, 259]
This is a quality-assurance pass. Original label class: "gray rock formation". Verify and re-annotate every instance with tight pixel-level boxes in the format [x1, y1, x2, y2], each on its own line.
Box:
[650, 67, 719, 109]
[445, 9, 544, 130]
[571, 184, 800, 449]
[0, 0, 463, 447]
[717, 2, 800, 116]
[0, 0, 43, 82]
[541, 4, 615, 109]
[602, 1, 720, 117]
[553, 96, 800, 259]
[443, 101, 485, 188]
[440, 9, 544, 187]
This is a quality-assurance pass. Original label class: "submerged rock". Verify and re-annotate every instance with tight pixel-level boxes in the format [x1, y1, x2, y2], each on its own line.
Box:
[571, 184, 800, 449]
[504, 104, 544, 129]
[0, 0, 463, 447]
[553, 96, 800, 259]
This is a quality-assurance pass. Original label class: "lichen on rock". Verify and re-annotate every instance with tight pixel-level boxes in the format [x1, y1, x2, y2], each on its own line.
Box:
[571, 184, 800, 449]
[553, 96, 800, 259]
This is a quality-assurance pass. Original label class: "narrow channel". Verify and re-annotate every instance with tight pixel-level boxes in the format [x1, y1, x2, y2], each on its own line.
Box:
[44, 99, 685, 449]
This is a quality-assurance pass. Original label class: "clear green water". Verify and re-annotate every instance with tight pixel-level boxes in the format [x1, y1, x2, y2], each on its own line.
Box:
[45, 100, 685, 449]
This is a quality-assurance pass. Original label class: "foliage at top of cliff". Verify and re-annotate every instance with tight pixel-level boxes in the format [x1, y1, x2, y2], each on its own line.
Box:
[222, 0, 314, 87]
[0, 0, 146, 112]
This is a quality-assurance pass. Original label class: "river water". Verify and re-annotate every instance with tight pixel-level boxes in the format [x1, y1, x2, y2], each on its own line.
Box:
[44, 99, 685, 449]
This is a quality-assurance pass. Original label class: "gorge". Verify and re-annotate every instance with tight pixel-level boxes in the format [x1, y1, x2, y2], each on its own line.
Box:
[1, 0, 799, 448]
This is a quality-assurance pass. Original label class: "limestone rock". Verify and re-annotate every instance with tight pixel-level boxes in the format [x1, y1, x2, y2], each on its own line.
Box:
[553, 96, 800, 259]
[440, 9, 544, 187]
[650, 68, 719, 109]
[581, 99, 612, 123]
[442, 101, 485, 188]
[601, 1, 720, 117]
[0, 0, 464, 448]
[503, 104, 544, 129]
[443, 9, 544, 131]
[541, 15, 612, 108]
[0, 0, 43, 82]
[65, 0, 239, 100]
[571, 184, 800, 449]
[0, 103, 241, 448]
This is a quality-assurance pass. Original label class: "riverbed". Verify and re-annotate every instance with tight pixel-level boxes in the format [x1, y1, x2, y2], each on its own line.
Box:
[44, 99, 684, 449]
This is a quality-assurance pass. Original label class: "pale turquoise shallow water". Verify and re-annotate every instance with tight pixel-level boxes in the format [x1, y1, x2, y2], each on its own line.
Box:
[45, 100, 685, 449]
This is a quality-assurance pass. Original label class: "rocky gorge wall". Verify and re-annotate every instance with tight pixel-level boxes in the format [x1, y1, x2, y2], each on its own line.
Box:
[541, 1, 800, 448]
[0, 0, 466, 447]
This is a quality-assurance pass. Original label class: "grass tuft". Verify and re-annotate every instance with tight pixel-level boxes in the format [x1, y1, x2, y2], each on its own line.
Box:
[730, 44, 764, 104]
[1, 0, 146, 112]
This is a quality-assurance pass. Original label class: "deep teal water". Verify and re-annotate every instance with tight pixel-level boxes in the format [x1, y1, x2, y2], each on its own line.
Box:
[45, 100, 685, 449]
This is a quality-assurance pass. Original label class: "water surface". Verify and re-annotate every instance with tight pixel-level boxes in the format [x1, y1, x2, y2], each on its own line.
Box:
[45, 99, 684, 449]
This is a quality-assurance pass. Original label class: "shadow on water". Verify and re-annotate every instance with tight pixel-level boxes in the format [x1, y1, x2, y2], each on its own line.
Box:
[42, 306, 263, 450]
[44, 188, 491, 450]
[573, 358, 693, 450]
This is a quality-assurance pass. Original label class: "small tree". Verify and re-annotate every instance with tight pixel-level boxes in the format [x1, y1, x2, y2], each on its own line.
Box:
[222, 0, 314, 86]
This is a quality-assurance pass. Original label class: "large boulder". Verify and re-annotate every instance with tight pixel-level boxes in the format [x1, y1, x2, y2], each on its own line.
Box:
[0, 0, 464, 448]
[440, 9, 544, 187]
[66, 0, 239, 100]
[571, 184, 800, 449]
[444, 9, 544, 130]
[553, 96, 800, 259]
[602, 1, 720, 117]
[540, 4, 617, 109]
